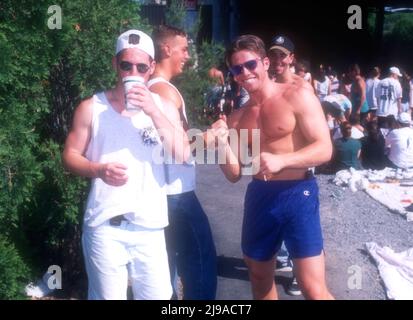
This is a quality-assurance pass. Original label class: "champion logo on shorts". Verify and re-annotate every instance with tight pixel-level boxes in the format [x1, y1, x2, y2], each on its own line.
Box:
[303, 190, 310, 196]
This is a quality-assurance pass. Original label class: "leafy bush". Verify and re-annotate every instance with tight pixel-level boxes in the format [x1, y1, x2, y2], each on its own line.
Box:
[175, 41, 226, 127]
[0, 0, 149, 298]
[0, 236, 29, 300]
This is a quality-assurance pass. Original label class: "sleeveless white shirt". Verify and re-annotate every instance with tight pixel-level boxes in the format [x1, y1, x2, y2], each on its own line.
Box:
[147, 77, 196, 195]
[84, 92, 168, 228]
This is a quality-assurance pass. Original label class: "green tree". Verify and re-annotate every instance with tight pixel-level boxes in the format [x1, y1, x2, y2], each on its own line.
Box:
[0, 0, 149, 298]
[165, 0, 186, 30]
[0, 236, 29, 299]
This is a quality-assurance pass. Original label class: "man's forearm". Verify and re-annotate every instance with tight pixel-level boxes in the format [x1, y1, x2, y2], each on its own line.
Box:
[219, 144, 241, 183]
[281, 141, 332, 169]
[150, 111, 190, 164]
[63, 151, 101, 178]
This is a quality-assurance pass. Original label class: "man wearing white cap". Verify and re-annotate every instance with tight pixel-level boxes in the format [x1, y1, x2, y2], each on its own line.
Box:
[385, 112, 413, 169]
[375, 66, 403, 128]
[62, 29, 189, 299]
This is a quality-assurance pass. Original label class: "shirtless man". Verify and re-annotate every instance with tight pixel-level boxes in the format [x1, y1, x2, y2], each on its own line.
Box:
[211, 34, 334, 300]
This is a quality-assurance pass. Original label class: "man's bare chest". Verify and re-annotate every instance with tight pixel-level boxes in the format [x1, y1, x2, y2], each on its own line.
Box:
[237, 104, 296, 142]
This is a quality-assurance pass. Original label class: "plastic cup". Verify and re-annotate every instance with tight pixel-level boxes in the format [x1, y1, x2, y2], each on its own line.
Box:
[122, 76, 145, 114]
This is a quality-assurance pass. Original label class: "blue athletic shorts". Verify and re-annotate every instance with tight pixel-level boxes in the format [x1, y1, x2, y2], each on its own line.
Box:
[241, 177, 323, 261]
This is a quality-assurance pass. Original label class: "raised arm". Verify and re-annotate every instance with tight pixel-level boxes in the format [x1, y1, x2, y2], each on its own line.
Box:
[155, 97, 191, 164]
[146, 82, 190, 163]
[210, 110, 245, 183]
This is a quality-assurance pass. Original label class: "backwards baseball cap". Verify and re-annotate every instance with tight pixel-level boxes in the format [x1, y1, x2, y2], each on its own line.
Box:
[398, 112, 411, 125]
[269, 35, 295, 55]
[116, 29, 154, 59]
[389, 66, 402, 77]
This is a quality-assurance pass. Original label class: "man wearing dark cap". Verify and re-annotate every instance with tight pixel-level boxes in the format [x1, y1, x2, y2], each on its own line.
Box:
[267, 34, 314, 296]
[268, 35, 313, 89]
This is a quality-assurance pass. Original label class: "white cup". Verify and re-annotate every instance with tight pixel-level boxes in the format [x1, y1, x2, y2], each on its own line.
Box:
[122, 76, 145, 113]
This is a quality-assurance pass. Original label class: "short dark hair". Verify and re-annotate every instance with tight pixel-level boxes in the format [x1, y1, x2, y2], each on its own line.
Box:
[349, 63, 361, 75]
[369, 66, 380, 78]
[225, 34, 266, 67]
[152, 25, 187, 62]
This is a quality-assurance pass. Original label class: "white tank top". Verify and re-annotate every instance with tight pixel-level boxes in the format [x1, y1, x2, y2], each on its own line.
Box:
[147, 77, 195, 195]
[84, 92, 168, 228]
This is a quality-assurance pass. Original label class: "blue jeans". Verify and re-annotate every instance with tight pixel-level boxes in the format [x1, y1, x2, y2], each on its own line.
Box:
[166, 191, 217, 300]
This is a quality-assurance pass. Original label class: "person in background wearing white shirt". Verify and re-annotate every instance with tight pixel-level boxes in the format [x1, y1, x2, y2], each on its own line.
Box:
[327, 69, 340, 95]
[376, 66, 403, 128]
[385, 112, 413, 169]
[313, 64, 331, 102]
[365, 66, 381, 116]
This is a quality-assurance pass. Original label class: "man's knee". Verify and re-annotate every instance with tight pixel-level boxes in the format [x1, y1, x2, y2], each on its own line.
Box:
[300, 281, 330, 300]
[245, 261, 274, 283]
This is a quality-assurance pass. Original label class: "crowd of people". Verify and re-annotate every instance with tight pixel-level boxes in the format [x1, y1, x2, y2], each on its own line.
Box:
[61, 25, 412, 301]
[315, 64, 413, 173]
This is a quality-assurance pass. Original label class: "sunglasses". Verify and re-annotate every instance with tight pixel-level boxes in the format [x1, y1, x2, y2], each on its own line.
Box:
[119, 61, 150, 73]
[229, 59, 260, 76]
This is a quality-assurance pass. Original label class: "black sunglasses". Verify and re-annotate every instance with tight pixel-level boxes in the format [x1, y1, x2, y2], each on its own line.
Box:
[119, 61, 150, 73]
[229, 59, 260, 76]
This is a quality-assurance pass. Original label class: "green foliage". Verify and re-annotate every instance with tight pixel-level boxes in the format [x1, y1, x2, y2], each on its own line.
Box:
[389, 13, 413, 42]
[163, 1, 226, 127]
[0, 236, 30, 300]
[367, 11, 376, 37]
[175, 41, 226, 127]
[0, 0, 148, 298]
[165, 0, 186, 30]
[382, 12, 413, 44]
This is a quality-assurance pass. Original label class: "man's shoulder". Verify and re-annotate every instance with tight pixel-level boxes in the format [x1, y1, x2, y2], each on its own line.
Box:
[291, 74, 312, 90]
[77, 95, 95, 111]
[149, 80, 182, 108]
[148, 79, 175, 92]
[283, 81, 314, 100]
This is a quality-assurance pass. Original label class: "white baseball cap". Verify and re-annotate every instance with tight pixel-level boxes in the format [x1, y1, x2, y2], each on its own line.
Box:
[389, 66, 402, 77]
[116, 29, 154, 59]
[398, 112, 411, 125]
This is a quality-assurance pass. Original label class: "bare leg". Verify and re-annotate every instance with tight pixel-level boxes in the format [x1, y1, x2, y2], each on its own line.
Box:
[293, 252, 334, 300]
[244, 255, 278, 300]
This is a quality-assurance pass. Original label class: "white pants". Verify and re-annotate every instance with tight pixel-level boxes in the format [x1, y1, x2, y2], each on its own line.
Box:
[82, 220, 172, 300]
